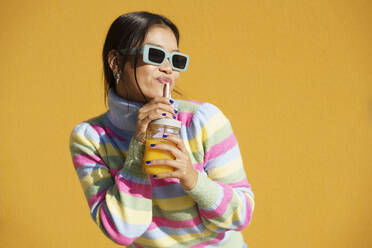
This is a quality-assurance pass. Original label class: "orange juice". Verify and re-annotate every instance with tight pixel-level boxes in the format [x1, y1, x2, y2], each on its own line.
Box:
[143, 138, 176, 174]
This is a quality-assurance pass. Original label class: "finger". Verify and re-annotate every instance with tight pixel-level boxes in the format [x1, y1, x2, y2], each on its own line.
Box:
[163, 134, 187, 153]
[149, 142, 186, 160]
[138, 107, 177, 123]
[140, 102, 177, 116]
[139, 112, 176, 129]
[145, 159, 184, 170]
[141, 97, 175, 112]
[152, 170, 185, 180]
[153, 172, 176, 180]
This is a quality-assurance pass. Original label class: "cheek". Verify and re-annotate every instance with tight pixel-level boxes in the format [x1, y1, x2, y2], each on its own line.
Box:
[172, 72, 180, 83]
[139, 65, 157, 78]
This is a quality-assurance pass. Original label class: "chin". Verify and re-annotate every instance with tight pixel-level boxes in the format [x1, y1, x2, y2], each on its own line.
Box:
[145, 91, 163, 100]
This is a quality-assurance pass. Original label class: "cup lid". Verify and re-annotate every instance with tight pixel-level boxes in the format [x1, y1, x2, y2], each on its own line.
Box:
[151, 118, 181, 128]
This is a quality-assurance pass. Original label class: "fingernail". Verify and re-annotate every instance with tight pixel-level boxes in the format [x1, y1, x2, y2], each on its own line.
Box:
[174, 109, 178, 114]
[152, 175, 157, 178]
[169, 99, 174, 104]
[172, 115, 177, 119]
[150, 144, 156, 148]
[162, 113, 166, 116]
[145, 161, 151, 164]
[163, 134, 168, 138]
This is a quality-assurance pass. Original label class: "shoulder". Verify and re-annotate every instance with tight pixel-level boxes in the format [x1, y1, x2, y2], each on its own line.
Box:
[176, 99, 224, 115]
[176, 99, 229, 127]
[69, 114, 105, 143]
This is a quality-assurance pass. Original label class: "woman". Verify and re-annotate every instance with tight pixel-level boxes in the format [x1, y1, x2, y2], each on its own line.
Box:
[69, 11, 255, 247]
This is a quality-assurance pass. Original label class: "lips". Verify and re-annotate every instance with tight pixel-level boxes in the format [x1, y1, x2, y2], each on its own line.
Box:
[156, 77, 172, 84]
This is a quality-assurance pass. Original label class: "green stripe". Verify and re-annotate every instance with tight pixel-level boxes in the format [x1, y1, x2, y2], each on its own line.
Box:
[70, 143, 96, 156]
[204, 123, 232, 151]
[84, 177, 113, 201]
[102, 155, 126, 169]
[114, 188, 152, 211]
[202, 190, 241, 224]
[177, 100, 201, 113]
[152, 204, 200, 220]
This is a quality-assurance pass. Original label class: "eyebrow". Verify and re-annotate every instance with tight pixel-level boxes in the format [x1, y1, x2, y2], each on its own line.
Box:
[145, 42, 179, 52]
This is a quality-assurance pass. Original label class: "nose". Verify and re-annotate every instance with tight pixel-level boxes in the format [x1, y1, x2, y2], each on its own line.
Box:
[159, 58, 172, 74]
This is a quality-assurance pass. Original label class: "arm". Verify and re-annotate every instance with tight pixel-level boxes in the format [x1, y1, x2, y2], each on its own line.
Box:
[69, 122, 152, 245]
[184, 103, 255, 232]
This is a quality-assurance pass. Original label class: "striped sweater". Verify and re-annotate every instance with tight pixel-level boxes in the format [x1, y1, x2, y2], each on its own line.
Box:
[69, 89, 255, 247]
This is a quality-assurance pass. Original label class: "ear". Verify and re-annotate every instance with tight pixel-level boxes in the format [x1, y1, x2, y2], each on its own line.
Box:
[107, 50, 121, 73]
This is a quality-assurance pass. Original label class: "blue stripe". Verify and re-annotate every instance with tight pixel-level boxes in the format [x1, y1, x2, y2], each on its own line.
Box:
[77, 163, 107, 179]
[142, 223, 206, 240]
[204, 144, 241, 171]
[117, 170, 151, 185]
[152, 184, 186, 199]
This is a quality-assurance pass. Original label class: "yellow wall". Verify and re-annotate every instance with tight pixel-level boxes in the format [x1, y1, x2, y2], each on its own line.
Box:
[1, 0, 371, 247]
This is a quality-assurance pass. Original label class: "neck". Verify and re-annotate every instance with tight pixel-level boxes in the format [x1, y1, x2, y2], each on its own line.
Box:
[106, 88, 144, 135]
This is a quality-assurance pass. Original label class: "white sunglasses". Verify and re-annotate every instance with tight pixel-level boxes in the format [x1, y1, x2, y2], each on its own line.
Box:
[119, 44, 190, 72]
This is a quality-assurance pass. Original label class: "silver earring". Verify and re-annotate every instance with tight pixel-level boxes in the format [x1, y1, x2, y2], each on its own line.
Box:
[115, 73, 120, 85]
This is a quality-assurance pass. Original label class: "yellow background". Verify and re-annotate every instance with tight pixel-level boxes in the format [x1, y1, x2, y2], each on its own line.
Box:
[1, 0, 371, 247]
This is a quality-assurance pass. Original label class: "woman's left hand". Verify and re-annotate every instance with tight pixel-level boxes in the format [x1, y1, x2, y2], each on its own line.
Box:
[146, 134, 198, 190]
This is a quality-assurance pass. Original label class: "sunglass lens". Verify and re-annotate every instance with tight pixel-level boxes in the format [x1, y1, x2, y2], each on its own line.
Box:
[172, 55, 187, 69]
[148, 48, 165, 64]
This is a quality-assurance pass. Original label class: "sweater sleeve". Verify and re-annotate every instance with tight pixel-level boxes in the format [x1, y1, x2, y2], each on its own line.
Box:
[184, 103, 255, 232]
[69, 122, 152, 246]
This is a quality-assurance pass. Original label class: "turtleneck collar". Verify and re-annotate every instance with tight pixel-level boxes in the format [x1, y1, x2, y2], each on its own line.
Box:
[106, 88, 179, 137]
[106, 88, 145, 136]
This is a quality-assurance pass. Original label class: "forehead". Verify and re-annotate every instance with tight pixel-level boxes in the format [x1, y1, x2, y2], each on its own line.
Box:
[144, 25, 178, 52]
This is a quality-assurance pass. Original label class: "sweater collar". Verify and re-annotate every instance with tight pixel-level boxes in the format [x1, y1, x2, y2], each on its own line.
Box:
[106, 88, 145, 135]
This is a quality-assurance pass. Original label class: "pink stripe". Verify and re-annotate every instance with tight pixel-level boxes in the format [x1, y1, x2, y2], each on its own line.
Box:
[152, 216, 203, 228]
[73, 154, 106, 170]
[186, 100, 204, 104]
[100, 206, 136, 245]
[88, 189, 107, 208]
[203, 133, 237, 163]
[236, 192, 253, 230]
[191, 232, 225, 248]
[146, 221, 158, 231]
[178, 112, 194, 127]
[199, 183, 233, 219]
[110, 168, 120, 177]
[116, 176, 152, 199]
[91, 124, 126, 142]
[228, 178, 251, 189]
[194, 162, 204, 171]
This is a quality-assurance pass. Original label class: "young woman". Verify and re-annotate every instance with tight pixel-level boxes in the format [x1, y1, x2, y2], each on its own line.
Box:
[69, 11, 255, 247]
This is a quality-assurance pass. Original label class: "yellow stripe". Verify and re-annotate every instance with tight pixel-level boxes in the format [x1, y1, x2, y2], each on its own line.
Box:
[188, 133, 203, 155]
[105, 193, 151, 225]
[153, 195, 195, 211]
[71, 131, 127, 158]
[207, 157, 243, 180]
[201, 112, 229, 141]
[188, 112, 229, 154]
[70, 132, 97, 148]
[80, 169, 111, 191]
[246, 192, 255, 212]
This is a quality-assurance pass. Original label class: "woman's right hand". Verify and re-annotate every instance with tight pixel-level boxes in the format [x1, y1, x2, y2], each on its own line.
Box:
[134, 97, 177, 143]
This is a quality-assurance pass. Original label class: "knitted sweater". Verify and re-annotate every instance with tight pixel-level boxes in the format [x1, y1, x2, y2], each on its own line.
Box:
[69, 89, 255, 247]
